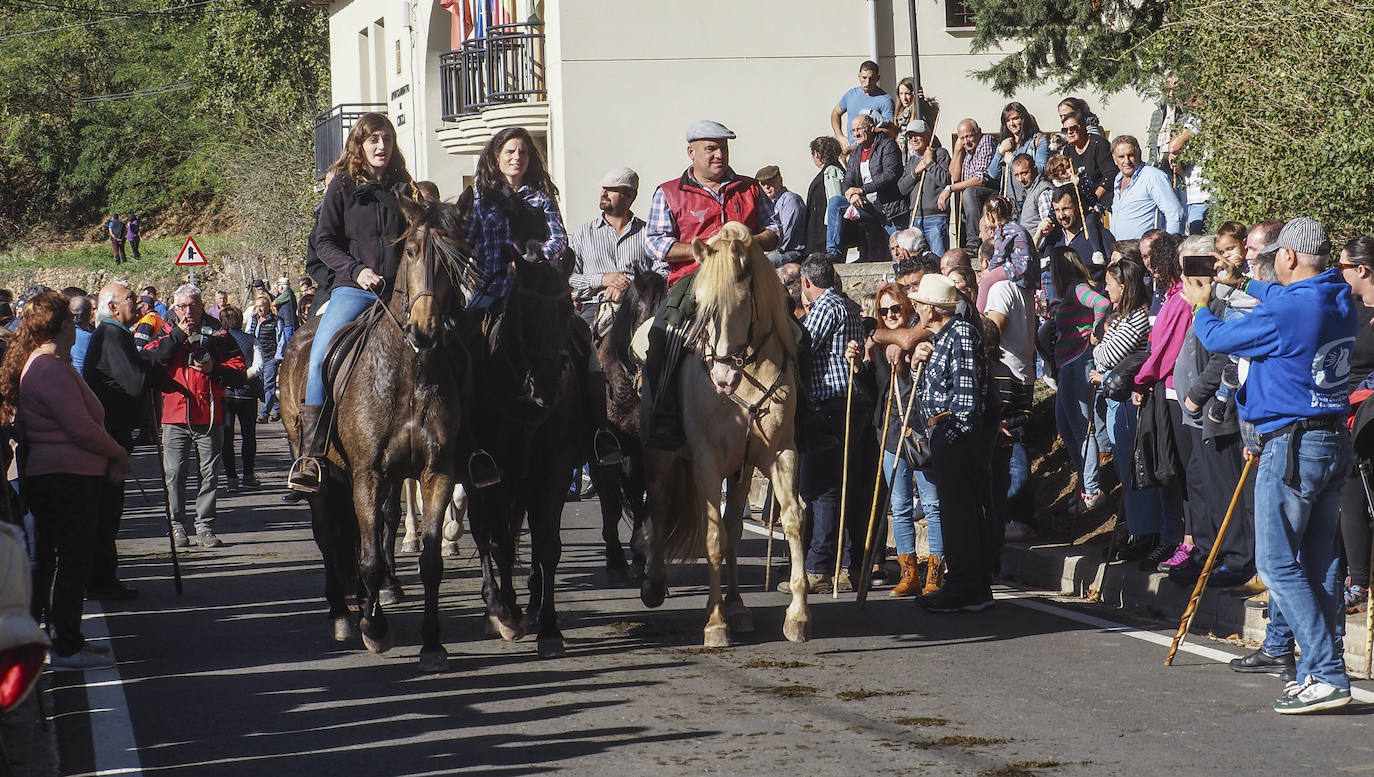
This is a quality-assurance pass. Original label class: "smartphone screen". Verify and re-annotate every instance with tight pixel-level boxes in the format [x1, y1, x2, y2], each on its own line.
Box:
[1182, 255, 1215, 277]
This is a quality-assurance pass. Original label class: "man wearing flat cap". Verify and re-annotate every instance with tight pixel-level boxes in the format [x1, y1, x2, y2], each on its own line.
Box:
[569, 167, 667, 332]
[755, 165, 807, 267]
[642, 119, 780, 449]
[1183, 216, 1357, 714]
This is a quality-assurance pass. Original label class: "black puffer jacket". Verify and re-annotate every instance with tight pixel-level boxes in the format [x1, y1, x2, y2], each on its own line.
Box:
[312, 174, 411, 298]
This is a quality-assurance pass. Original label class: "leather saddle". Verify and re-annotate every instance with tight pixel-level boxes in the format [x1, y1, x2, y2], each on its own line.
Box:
[320, 303, 384, 406]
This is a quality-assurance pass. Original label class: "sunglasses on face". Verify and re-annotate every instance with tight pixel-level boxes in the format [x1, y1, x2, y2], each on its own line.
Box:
[1063, 125, 1082, 134]
[879, 305, 904, 317]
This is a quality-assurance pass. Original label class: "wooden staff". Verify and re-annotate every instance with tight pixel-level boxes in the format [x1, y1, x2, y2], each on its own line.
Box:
[834, 355, 861, 598]
[1166, 457, 1255, 665]
[762, 483, 777, 592]
[838, 367, 892, 597]
[858, 364, 922, 607]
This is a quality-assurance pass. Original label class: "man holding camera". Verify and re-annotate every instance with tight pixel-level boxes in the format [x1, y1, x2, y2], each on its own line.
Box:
[143, 284, 247, 548]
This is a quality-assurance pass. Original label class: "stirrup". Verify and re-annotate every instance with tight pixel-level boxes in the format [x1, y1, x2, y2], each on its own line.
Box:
[287, 456, 323, 494]
[593, 428, 625, 466]
[468, 450, 502, 489]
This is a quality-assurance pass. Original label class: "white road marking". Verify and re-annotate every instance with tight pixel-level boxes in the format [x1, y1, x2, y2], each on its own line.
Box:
[997, 589, 1374, 703]
[66, 601, 143, 777]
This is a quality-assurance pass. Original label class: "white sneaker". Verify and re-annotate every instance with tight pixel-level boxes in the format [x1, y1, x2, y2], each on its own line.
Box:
[1274, 675, 1352, 714]
[49, 645, 116, 672]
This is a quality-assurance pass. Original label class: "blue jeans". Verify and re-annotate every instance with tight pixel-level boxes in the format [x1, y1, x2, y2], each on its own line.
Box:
[1262, 597, 1296, 657]
[305, 286, 376, 406]
[883, 450, 916, 555]
[1186, 203, 1208, 235]
[1054, 353, 1100, 496]
[1106, 397, 1166, 537]
[258, 359, 280, 419]
[911, 214, 948, 257]
[825, 196, 899, 255]
[914, 467, 942, 556]
[1254, 426, 1352, 689]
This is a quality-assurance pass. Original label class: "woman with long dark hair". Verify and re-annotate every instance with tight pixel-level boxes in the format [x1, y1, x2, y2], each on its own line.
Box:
[987, 101, 1049, 199]
[0, 291, 128, 670]
[290, 112, 413, 492]
[464, 127, 567, 311]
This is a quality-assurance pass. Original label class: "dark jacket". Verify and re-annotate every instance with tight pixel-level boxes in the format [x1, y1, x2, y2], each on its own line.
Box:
[312, 174, 410, 297]
[897, 146, 952, 222]
[842, 134, 906, 223]
[805, 163, 844, 255]
[1179, 295, 1239, 442]
[1065, 135, 1117, 210]
[81, 319, 150, 449]
[1132, 384, 1182, 489]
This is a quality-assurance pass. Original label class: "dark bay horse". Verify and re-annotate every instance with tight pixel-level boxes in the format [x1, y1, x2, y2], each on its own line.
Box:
[466, 246, 587, 658]
[278, 192, 476, 673]
[589, 272, 666, 582]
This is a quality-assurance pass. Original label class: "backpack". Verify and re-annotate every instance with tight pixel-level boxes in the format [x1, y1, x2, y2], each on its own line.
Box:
[109, 217, 126, 240]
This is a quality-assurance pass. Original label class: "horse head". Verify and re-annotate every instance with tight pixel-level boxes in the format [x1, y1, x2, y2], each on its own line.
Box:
[501, 240, 575, 408]
[396, 186, 478, 350]
[691, 222, 765, 396]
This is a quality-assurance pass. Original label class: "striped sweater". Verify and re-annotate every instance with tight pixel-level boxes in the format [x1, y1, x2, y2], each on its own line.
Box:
[1093, 307, 1151, 372]
[1054, 281, 1110, 367]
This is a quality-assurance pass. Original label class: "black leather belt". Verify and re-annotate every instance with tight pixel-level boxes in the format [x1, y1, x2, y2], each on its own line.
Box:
[1259, 415, 1345, 488]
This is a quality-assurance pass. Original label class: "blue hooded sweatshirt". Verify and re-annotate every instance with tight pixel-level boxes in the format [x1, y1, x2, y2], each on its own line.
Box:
[1191, 268, 1355, 435]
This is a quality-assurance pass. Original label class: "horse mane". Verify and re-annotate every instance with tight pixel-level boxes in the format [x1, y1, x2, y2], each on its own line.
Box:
[692, 222, 798, 361]
[600, 271, 666, 427]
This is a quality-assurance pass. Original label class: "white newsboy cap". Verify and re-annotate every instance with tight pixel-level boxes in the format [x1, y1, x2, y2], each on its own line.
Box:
[599, 167, 639, 191]
[686, 119, 736, 142]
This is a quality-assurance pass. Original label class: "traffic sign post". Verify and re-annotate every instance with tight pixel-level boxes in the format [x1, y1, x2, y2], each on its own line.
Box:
[174, 236, 208, 285]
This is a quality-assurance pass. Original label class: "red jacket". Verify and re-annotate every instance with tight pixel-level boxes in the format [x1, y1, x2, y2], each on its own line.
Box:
[659, 171, 766, 286]
[143, 318, 247, 426]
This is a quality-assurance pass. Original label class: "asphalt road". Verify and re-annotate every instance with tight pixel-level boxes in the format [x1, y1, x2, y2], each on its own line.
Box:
[46, 426, 1374, 777]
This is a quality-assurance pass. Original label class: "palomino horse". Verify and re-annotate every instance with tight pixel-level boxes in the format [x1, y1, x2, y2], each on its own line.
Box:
[466, 246, 589, 658]
[589, 271, 666, 582]
[278, 192, 476, 672]
[639, 222, 809, 647]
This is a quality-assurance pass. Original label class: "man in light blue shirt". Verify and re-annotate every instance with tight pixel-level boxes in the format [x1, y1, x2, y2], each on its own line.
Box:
[830, 60, 895, 152]
[1108, 135, 1184, 240]
[755, 165, 807, 266]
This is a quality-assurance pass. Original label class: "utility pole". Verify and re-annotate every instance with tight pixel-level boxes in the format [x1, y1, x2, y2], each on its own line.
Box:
[908, 0, 922, 94]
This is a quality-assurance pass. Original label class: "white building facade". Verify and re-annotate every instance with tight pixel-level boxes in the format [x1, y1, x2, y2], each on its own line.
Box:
[314, 0, 1155, 227]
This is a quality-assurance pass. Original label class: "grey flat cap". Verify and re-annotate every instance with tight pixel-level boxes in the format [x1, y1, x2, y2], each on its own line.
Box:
[1276, 217, 1332, 256]
[599, 167, 639, 191]
[687, 120, 735, 142]
[904, 120, 928, 135]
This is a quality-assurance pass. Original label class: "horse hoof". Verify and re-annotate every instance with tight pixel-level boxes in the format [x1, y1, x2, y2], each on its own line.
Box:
[537, 637, 566, 659]
[400, 537, 420, 554]
[606, 566, 630, 586]
[629, 560, 646, 581]
[361, 628, 395, 654]
[783, 618, 811, 644]
[487, 614, 526, 642]
[726, 607, 755, 634]
[640, 579, 666, 609]
[441, 540, 459, 558]
[332, 615, 359, 643]
[442, 517, 463, 542]
[418, 648, 450, 673]
[703, 627, 731, 648]
[379, 584, 404, 607]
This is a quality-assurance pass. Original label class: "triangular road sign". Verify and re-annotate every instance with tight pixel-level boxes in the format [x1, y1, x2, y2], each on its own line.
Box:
[174, 236, 208, 266]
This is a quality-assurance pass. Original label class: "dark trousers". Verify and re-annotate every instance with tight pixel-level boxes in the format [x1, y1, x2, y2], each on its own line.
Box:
[1187, 427, 1255, 573]
[801, 396, 878, 575]
[89, 479, 125, 587]
[224, 396, 258, 479]
[25, 473, 103, 656]
[1340, 463, 1372, 589]
[959, 185, 994, 251]
[128, 236, 140, 259]
[929, 430, 995, 596]
[110, 238, 126, 264]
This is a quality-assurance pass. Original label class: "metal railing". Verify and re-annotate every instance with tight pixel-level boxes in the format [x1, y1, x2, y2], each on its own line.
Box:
[439, 22, 546, 121]
[312, 103, 387, 180]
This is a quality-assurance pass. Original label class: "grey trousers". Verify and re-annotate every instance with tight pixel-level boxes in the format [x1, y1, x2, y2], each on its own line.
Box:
[163, 423, 222, 534]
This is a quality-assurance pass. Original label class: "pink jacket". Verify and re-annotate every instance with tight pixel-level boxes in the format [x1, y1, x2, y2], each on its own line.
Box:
[17, 352, 124, 478]
[1133, 282, 1190, 392]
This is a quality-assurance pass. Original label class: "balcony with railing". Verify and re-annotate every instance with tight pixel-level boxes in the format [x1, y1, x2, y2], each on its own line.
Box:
[436, 22, 548, 156]
[312, 103, 387, 180]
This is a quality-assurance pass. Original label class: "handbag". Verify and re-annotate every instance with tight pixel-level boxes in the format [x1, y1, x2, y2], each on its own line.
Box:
[899, 364, 934, 469]
[1102, 348, 1148, 402]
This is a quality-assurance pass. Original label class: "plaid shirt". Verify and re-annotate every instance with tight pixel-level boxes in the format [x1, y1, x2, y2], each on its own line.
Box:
[961, 134, 997, 184]
[466, 185, 569, 298]
[802, 287, 862, 403]
[917, 316, 983, 443]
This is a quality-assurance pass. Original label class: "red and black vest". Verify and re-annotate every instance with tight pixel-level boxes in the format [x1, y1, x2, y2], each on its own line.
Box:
[658, 170, 765, 286]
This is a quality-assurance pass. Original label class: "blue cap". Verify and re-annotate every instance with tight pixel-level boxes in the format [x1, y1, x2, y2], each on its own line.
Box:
[686, 120, 736, 142]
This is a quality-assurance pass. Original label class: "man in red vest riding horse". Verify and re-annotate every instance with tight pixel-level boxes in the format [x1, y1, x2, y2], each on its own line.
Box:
[642, 120, 780, 449]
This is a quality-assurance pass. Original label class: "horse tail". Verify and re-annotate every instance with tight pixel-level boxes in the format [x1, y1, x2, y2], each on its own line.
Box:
[646, 454, 706, 564]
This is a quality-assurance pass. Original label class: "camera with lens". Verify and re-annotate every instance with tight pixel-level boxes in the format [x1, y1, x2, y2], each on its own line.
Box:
[187, 323, 217, 368]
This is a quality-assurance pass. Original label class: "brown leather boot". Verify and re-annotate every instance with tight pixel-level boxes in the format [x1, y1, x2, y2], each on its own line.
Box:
[888, 553, 921, 597]
[922, 553, 944, 596]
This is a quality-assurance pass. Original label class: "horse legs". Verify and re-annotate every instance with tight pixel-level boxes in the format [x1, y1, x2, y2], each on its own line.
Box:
[625, 455, 648, 580]
[309, 488, 357, 643]
[380, 484, 405, 606]
[638, 449, 675, 608]
[722, 472, 754, 634]
[352, 470, 395, 654]
[525, 476, 567, 658]
[696, 462, 730, 648]
[590, 462, 628, 582]
[401, 479, 421, 554]
[416, 471, 454, 673]
[769, 447, 810, 643]
[441, 484, 465, 558]
[471, 488, 525, 641]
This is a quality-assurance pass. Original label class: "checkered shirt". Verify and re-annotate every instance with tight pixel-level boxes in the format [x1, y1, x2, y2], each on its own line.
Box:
[962, 134, 997, 183]
[802, 287, 863, 403]
[917, 316, 984, 443]
[465, 185, 569, 298]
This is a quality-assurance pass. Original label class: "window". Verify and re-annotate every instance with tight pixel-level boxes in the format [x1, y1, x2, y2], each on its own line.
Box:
[946, 0, 976, 28]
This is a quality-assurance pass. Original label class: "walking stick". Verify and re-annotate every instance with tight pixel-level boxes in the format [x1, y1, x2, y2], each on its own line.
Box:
[149, 397, 184, 595]
[1355, 458, 1374, 677]
[762, 483, 778, 592]
[833, 356, 860, 598]
[1165, 456, 1255, 665]
[858, 365, 922, 607]
[953, 190, 962, 249]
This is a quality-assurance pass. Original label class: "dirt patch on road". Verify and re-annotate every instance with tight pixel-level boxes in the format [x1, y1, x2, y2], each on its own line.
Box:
[754, 685, 819, 698]
[892, 716, 947, 727]
[980, 762, 1063, 777]
[917, 735, 1010, 748]
[739, 659, 815, 669]
[835, 688, 915, 701]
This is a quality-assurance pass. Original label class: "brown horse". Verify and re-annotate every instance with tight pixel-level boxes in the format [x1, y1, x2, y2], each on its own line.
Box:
[639, 222, 810, 647]
[278, 191, 476, 673]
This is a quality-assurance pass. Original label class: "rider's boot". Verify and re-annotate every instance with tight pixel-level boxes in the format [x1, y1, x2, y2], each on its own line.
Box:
[643, 320, 686, 451]
[288, 404, 326, 494]
[586, 371, 625, 466]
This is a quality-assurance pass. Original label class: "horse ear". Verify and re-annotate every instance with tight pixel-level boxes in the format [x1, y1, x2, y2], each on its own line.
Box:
[523, 239, 544, 263]
[690, 237, 711, 265]
[399, 196, 427, 225]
